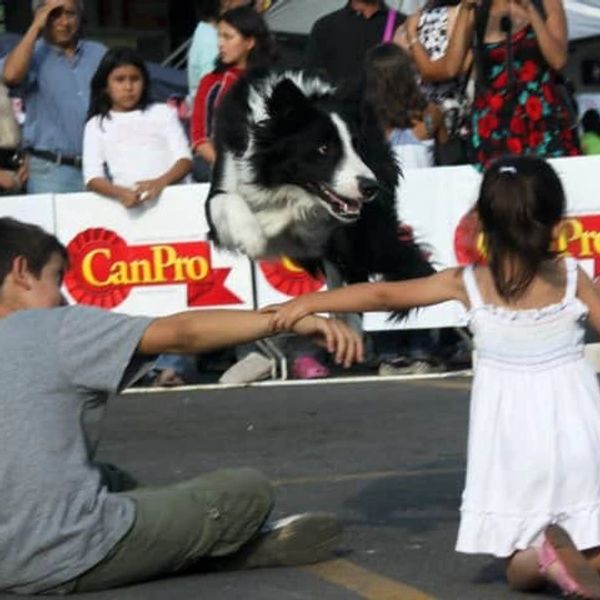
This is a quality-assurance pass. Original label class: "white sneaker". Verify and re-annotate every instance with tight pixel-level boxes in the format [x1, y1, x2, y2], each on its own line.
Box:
[219, 352, 273, 384]
[231, 512, 342, 568]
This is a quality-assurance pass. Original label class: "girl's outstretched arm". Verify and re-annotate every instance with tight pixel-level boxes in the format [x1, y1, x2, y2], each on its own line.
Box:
[267, 268, 467, 331]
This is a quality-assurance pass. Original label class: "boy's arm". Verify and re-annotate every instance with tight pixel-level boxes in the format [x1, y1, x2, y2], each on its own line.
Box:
[268, 268, 467, 330]
[137, 310, 363, 367]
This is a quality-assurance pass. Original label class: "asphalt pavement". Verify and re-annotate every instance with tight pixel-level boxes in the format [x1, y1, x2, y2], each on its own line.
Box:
[3, 376, 567, 600]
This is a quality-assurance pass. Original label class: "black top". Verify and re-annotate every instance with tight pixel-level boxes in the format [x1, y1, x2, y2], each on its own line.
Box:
[305, 2, 406, 84]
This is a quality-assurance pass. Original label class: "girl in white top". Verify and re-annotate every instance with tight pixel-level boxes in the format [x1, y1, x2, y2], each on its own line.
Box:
[266, 156, 600, 599]
[83, 47, 192, 209]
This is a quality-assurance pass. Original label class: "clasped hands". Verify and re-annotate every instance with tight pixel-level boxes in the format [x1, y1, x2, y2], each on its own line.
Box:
[263, 300, 364, 369]
[118, 178, 167, 209]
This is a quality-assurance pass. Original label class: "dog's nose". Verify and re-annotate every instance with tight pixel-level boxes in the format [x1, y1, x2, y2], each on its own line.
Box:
[357, 176, 379, 200]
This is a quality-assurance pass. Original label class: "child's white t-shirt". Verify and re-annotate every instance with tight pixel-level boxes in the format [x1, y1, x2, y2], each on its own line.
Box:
[83, 104, 192, 188]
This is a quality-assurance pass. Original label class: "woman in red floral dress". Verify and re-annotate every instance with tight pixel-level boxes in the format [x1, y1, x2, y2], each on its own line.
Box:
[415, 0, 579, 168]
[471, 0, 579, 168]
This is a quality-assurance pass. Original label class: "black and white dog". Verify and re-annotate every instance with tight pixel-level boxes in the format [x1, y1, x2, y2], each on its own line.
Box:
[205, 69, 433, 291]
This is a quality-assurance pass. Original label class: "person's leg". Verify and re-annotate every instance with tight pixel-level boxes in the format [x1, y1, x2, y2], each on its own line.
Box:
[519, 524, 600, 598]
[26, 156, 84, 194]
[73, 467, 274, 593]
[505, 549, 545, 591]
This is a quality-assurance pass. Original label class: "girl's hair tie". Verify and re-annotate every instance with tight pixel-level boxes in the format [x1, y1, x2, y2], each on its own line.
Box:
[499, 165, 517, 175]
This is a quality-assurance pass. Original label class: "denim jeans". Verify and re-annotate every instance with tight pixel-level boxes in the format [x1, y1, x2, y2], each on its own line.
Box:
[27, 155, 85, 194]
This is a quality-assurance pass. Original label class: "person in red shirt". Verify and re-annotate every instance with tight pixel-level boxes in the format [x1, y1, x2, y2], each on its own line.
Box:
[190, 5, 278, 181]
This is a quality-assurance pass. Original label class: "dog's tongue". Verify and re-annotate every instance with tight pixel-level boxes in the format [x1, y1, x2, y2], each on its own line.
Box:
[319, 184, 361, 216]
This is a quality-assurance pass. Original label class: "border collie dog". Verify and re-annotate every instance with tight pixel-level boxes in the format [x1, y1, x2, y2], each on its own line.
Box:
[206, 70, 432, 288]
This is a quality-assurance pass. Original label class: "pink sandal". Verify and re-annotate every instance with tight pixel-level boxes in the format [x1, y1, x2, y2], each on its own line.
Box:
[538, 524, 600, 598]
[292, 356, 330, 380]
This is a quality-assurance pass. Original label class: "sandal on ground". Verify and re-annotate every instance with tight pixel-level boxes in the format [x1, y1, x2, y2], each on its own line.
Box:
[538, 524, 600, 599]
[292, 356, 330, 380]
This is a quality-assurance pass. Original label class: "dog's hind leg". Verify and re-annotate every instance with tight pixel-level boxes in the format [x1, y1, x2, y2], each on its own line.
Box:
[209, 192, 268, 258]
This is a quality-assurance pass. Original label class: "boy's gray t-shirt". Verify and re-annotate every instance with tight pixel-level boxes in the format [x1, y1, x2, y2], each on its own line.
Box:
[0, 306, 155, 594]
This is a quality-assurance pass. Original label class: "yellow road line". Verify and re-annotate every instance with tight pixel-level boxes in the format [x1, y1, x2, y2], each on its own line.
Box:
[304, 559, 436, 600]
[403, 379, 471, 391]
[273, 466, 463, 487]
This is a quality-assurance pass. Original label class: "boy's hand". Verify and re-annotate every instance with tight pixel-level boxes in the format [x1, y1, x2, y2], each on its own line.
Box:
[291, 315, 363, 368]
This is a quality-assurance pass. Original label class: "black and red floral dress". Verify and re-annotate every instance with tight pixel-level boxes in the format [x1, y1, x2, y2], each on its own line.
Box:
[471, 26, 580, 169]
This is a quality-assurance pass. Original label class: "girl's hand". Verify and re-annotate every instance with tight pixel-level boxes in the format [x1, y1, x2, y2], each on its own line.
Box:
[265, 298, 313, 332]
[291, 315, 364, 368]
[134, 177, 167, 202]
[118, 188, 142, 209]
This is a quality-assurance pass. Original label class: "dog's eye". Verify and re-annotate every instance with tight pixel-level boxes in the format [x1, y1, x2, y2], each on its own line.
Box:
[317, 144, 328, 156]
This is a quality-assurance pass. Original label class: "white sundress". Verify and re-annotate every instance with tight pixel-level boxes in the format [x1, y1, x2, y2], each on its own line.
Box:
[456, 259, 600, 557]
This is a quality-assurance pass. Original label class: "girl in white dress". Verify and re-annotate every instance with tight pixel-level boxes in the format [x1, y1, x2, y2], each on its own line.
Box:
[265, 155, 600, 598]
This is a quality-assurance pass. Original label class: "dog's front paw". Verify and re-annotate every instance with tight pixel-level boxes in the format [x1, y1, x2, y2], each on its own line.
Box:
[236, 230, 268, 259]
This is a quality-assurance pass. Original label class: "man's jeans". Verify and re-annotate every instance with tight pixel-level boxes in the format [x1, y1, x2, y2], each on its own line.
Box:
[27, 155, 85, 195]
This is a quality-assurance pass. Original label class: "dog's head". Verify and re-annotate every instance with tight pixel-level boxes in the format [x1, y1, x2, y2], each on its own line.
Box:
[251, 77, 379, 223]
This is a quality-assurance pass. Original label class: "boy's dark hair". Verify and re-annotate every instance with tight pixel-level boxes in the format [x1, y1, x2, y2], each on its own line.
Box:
[364, 43, 428, 130]
[215, 6, 279, 71]
[0, 218, 68, 284]
[477, 156, 566, 300]
[87, 47, 151, 123]
[582, 109, 600, 136]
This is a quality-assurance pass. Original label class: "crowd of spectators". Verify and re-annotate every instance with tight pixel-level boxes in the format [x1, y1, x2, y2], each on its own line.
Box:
[0, 0, 593, 379]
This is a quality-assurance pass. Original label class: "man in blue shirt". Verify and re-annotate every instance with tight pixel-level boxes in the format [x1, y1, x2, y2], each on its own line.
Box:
[2, 0, 106, 194]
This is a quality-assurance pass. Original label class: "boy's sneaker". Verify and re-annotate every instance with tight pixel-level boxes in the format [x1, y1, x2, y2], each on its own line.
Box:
[226, 512, 342, 569]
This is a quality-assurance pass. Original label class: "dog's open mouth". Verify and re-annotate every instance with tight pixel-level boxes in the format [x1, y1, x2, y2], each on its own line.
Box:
[305, 183, 363, 220]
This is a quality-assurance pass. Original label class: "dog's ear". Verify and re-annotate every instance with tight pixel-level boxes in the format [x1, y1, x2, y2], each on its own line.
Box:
[267, 79, 311, 124]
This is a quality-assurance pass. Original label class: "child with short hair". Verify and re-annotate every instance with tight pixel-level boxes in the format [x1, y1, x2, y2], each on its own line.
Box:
[0, 217, 361, 594]
[267, 156, 600, 598]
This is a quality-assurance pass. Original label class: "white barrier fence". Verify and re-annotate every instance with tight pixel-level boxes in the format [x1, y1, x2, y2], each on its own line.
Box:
[2, 155, 600, 331]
